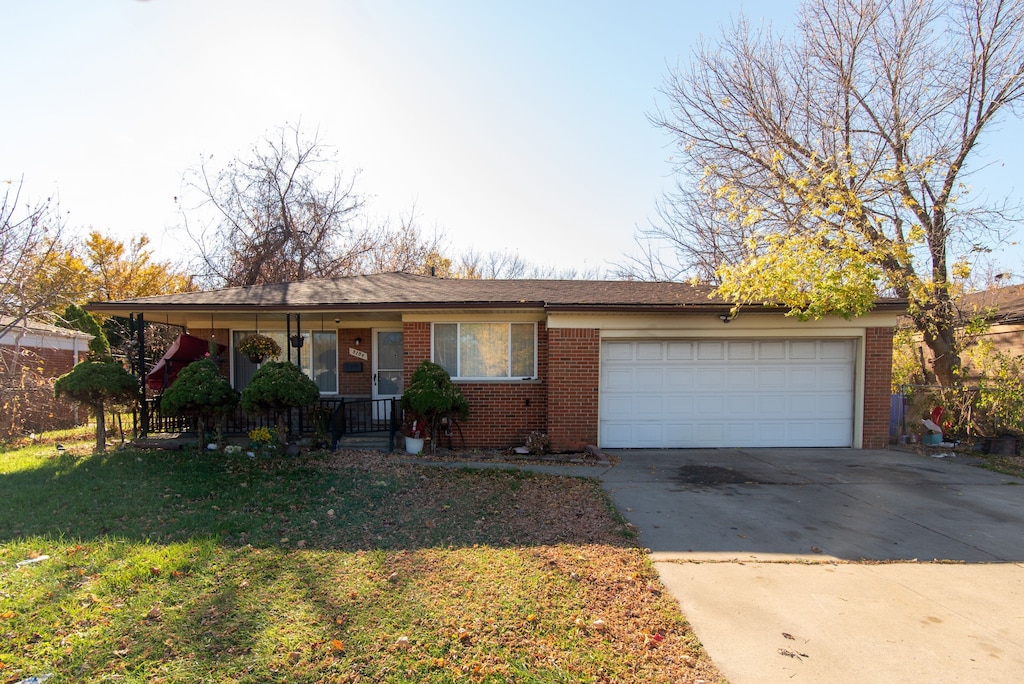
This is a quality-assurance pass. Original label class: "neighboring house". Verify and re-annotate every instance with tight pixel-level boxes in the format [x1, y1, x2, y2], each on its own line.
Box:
[0, 315, 93, 377]
[958, 284, 1024, 358]
[88, 272, 904, 451]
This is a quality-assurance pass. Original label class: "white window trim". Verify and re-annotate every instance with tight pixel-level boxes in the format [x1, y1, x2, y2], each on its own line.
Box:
[431, 322, 538, 381]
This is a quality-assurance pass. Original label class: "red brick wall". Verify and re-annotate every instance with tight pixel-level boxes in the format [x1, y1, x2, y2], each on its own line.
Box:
[863, 326, 895, 449]
[401, 321, 553, 449]
[338, 328, 371, 396]
[0, 344, 81, 378]
[547, 328, 600, 452]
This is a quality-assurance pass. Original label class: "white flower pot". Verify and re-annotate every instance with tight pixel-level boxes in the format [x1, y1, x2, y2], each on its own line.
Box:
[404, 436, 424, 454]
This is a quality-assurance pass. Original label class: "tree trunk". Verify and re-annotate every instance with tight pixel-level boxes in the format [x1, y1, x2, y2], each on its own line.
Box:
[94, 402, 106, 453]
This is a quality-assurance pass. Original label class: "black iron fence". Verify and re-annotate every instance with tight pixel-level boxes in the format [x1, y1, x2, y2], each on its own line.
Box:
[139, 396, 399, 449]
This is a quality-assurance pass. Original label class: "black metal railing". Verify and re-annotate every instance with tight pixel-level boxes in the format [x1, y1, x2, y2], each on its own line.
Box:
[139, 396, 399, 450]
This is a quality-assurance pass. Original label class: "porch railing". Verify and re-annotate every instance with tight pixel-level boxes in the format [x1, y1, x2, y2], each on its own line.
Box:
[139, 396, 400, 450]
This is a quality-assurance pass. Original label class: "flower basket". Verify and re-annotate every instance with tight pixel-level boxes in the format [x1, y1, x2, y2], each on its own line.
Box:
[237, 334, 281, 364]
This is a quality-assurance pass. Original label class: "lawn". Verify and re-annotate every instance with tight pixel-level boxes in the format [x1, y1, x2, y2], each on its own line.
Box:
[0, 435, 723, 683]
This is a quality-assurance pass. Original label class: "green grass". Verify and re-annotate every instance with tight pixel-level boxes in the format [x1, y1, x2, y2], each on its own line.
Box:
[0, 439, 722, 683]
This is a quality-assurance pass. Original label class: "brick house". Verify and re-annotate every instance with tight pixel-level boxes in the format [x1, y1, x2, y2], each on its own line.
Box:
[89, 272, 904, 450]
[0, 316, 93, 377]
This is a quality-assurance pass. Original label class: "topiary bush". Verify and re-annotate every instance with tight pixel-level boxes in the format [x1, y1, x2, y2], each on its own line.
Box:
[53, 360, 138, 452]
[159, 358, 239, 446]
[401, 360, 469, 452]
[240, 361, 319, 445]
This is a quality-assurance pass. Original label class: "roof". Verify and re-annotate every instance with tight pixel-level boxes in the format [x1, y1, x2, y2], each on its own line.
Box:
[0, 315, 95, 340]
[86, 271, 907, 316]
[960, 284, 1024, 324]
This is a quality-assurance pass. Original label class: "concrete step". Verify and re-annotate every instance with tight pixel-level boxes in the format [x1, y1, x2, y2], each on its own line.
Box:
[334, 432, 394, 451]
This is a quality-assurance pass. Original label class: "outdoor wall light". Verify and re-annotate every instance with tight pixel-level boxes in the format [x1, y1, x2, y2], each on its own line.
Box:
[354, 336, 362, 346]
[719, 314, 734, 323]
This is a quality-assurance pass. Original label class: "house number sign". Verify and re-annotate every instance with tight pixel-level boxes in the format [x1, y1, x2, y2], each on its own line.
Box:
[349, 347, 368, 360]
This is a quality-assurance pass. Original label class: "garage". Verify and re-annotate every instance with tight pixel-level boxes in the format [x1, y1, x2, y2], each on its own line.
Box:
[599, 338, 856, 448]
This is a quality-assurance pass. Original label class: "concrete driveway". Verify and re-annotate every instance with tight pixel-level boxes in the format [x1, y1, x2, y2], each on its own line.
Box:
[598, 448, 1024, 683]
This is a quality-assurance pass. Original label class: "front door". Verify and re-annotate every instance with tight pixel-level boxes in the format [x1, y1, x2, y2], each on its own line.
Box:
[373, 329, 404, 411]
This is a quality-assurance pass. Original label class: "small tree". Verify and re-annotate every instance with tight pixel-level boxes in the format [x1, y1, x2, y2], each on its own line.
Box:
[401, 361, 469, 452]
[60, 303, 111, 359]
[240, 361, 319, 445]
[53, 360, 138, 452]
[159, 359, 239, 446]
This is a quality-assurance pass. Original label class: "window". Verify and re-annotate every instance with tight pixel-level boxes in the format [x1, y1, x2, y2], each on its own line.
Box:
[233, 330, 338, 393]
[433, 323, 536, 379]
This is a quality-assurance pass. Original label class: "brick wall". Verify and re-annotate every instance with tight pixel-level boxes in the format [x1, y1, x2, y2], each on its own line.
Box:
[546, 328, 600, 452]
[338, 328, 372, 396]
[401, 321, 553, 449]
[0, 344, 81, 378]
[863, 326, 895, 449]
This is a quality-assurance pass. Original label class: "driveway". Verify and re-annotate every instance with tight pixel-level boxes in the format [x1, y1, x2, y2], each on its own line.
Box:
[598, 448, 1024, 683]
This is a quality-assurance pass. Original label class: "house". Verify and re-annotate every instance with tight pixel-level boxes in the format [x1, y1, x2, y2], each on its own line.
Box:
[958, 283, 1024, 358]
[0, 315, 93, 377]
[88, 272, 904, 451]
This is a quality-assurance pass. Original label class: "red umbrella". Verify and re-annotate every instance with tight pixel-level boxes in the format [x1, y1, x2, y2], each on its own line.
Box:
[147, 334, 227, 390]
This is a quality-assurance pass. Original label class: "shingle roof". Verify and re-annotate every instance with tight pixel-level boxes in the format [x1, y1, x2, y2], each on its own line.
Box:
[86, 271, 906, 315]
[960, 284, 1024, 324]
[0, 315, 95, 340]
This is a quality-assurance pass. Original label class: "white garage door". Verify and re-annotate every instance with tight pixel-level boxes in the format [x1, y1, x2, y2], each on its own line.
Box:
[600, 339, 855, 448]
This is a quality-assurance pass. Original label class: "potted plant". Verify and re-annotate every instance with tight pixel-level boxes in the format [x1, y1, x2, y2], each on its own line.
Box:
[401, 361, 469, 454]
[237, 333, 281, 364]
[402, 415, 425, 454]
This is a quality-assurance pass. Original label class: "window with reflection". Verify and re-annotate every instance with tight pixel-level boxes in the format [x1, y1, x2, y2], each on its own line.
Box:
[432, 323, 536, 379]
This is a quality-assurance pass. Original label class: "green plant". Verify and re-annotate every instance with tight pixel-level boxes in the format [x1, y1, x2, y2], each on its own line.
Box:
[236, 333, 281, 362]
[53, 360, 138, 452]
[401, 360, 468, 452]
[240, 361, 319, 445]
[159, 358, 239, 446]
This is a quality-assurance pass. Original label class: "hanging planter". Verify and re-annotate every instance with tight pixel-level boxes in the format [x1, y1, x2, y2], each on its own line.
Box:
[237, 334, 281, 364]
[289, 334, 305, 349]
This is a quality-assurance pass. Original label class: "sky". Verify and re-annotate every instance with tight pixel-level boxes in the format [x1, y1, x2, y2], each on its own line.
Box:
[4, 0, 1024, 278]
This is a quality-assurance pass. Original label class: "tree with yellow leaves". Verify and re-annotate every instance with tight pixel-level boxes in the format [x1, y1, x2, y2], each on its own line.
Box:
[634, 0, 1024, 386]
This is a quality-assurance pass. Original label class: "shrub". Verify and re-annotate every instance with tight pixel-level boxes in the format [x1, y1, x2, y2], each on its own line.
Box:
[159, 359, 239, 445]
[401, 361, 469, 451]
[240, 361, 319, 444]
[53, 360, 138, 452]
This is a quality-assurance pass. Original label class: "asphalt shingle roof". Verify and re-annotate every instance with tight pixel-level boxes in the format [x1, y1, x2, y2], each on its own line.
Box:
[87, 271, 906, 315]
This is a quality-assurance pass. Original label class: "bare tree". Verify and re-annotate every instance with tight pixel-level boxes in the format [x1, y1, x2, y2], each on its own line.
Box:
[458, 248, 605, 280]
[0, 178, 78, 340]
[181, 123, 367, 287]
[645, 0, 1024, 385]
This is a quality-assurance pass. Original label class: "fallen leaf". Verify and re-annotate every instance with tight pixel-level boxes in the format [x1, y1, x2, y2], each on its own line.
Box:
[330, 639, 344, 651]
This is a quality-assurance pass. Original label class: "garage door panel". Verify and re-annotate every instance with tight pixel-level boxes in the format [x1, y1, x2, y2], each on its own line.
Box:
[634, 368, 664, 392]
[636, 342, 664, 360]
[727, 368, 756, 389]
[727, 394, 756, 414]
[665, 395, 694, 416]
[698, 341, 724, 360]
[665, 367, 694, 388]
[697, 368, 725, 388]
[603, 367, 634, 391]
[694, 395, 725, 417]
[635, 395, 664, 417]
[603, 341, 634, 361]
[667, 342, 694, 360]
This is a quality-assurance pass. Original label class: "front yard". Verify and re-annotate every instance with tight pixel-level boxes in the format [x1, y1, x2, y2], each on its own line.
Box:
[0, 436, 723, 683]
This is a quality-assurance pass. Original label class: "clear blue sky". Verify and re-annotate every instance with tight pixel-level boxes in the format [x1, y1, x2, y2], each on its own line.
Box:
[4, 0, 1023, 276]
